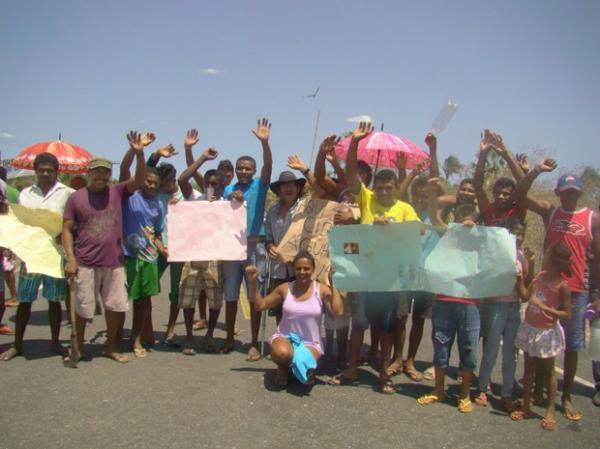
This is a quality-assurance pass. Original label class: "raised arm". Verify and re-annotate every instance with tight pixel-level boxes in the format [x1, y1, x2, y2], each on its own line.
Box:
[326, 145, 347, 186]
[345, 122, 374, 195]
[425, 177, 447, 229]
[251, 118, 273, 185]
[178, 148, 218, 199]
[120, 132, 154, 182]
[512, 158, 557, 223]
[183, 128, 204, 189]
[124, 130, 147, 194]
[146, 140, 178, 168]
[474, 130, 492, 212]
[314, 135, 343, 197]
[424, 133, 440, 179]
[245, 265, 285, 310]
[395, 153, 409, 201]
[287, 155, 316, 188]
[489, 132, 525, 182]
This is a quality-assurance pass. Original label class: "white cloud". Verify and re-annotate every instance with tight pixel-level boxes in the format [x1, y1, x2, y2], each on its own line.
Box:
[0, 132, 14, 139]
[200, 68, 220, 75]
[346, 115, 373, 124]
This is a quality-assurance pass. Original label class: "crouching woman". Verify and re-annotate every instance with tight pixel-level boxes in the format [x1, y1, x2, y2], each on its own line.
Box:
[245, 250, 344, 387]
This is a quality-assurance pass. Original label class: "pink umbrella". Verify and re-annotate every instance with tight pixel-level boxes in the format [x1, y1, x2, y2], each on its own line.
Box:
[334, 131, 429, 170]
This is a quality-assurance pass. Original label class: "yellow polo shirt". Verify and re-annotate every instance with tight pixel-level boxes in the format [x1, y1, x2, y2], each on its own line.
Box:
[357, 183, 419, 224]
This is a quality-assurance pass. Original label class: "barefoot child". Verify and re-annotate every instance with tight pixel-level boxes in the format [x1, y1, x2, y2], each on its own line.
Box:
[510, 242, 573, 431]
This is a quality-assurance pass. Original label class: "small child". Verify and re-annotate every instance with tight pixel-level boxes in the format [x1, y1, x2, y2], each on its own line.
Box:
[475, 217, 534, 411]
[510, 242, 573, 431]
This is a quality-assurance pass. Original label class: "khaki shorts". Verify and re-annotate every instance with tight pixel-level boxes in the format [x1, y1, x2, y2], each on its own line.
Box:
[178, 261, 224, 310]
[75, 266, 129, 319]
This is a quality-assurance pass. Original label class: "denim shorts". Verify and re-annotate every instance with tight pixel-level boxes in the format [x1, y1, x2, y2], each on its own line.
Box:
[223, 240, 266, 302]
[432, 300, 480, 370]
[560, 291, 588, 352]
[364, 292, 400, 333]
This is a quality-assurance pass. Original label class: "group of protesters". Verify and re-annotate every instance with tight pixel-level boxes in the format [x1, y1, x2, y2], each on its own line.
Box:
[0, 118, 599, 432]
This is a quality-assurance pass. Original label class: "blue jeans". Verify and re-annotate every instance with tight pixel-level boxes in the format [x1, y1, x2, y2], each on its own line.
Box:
[477, 301, 521, 397]
[432, 300, 480, 370]
[560, 291, 588, 352]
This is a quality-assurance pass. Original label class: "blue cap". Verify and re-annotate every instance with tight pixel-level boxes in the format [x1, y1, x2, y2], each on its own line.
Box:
[556, 174, 583, 192]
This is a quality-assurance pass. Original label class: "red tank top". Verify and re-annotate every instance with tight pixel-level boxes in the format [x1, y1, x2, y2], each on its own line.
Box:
[544, 207, 593, 293]
[481, 203, 524, 226]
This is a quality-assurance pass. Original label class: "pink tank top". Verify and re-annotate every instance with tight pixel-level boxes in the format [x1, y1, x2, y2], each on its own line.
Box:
[276, 281, 324, 352]
[544, 207, 593, 293]
[525, 272, 565, 329]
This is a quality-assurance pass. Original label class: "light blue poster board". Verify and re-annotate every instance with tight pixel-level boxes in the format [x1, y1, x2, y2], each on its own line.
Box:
[329, 223, 516, 299]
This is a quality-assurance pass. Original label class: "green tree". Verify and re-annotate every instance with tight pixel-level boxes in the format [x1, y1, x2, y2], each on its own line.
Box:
[442, 155, 464, 180]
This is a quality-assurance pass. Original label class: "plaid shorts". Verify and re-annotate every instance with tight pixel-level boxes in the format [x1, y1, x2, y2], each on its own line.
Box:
[17, 265, 67, 302]
[178, 261, 224, 310]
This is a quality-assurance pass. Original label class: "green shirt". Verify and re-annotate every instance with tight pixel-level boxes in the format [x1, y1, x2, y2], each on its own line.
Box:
[6, 184, 19, 204]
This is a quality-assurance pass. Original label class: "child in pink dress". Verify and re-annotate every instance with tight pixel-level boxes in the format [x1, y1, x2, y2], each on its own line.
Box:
[511, 241, 573, 431]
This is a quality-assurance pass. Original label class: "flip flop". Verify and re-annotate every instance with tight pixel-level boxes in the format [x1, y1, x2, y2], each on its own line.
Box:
[510, 410, 533, 421]
[133, 348, 147, 358]
[182, 347, 196, 356]
[386, 362, 403, 377]
[103, 351, 129, 364]
[541, 417, 556, 431]
[417, 393, 444, 405]
[404, 367, 424, 382]
[422, 366, 435, 381]
[327, 372, 359, 386]
[561, 405, 583, 422]
[380, 379, 396, 395]
[246, 347, 262, 362]
[474, 391, 488, 407]
[163, 335, 180, 347]
[458, 398, 473, 413]
[193, 320, 207, 331]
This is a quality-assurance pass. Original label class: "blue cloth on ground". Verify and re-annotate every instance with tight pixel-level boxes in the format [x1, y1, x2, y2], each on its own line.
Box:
[288, 332, 317, 384]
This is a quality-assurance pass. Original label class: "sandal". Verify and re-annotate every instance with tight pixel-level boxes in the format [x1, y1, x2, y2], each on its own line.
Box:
[327, 372, 359, 386]
[103, 351, 129, 364]
[246, 346, 262, 362]
[133, 347, 147, 358]
[386, 361, 403, 377]
[417, 393, 444, 405]
[474, 391, 488, 407]
[458, 398, 473, 413]
[193, 319, 207, 331]
[163, 334, 180, 347]
[380, 379, 396, 395]
[561, 404, 583, 422]
[510, 410, 533, 421]
[541, 417, 556, 431]
[422, 366, 435, 381]
[404, 366, 424, 382]
[182, 347, 196, 356]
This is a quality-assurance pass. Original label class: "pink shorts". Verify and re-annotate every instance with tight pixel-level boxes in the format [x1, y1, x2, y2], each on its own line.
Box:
[75, 266, 129, 319]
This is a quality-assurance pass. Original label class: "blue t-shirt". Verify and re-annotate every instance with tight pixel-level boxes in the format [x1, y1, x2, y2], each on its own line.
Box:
[123, 190, 165, 262]
[223, 178, 268, 236]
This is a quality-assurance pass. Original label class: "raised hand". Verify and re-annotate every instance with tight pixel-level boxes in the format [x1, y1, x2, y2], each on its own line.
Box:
[202, 147, 219, 161]
[516, 153, 530, 173]
[251, 118, 271, 142]
[394, 152, 408, 170]
[414, 158, 430, 175]
[424, 133, 437, 151]
[287, 155, 308, 173]
[141, 132, 156, 147]
[157, 144, 178, 158]
[245, 265, 258, 282]
[426, 177, 442, 194]
[537, 158, 557, 173]
[319, 134, 340, 155]
[479, 129, 494, 153]
[127, 130, 144, 154]
[488, 132, 506, 155]
[184, 129, 199, 148]
[351, 122, 374, 141]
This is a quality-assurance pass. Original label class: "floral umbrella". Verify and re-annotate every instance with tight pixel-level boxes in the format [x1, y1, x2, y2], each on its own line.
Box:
[12, 140, 93, 174]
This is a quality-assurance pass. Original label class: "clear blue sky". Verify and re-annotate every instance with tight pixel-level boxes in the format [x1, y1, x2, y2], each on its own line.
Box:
[1, 0, 599, 179]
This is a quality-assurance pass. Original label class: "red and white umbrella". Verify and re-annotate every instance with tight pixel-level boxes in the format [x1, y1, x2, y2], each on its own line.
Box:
[335, 131, 429, 169]
[12, 140, 93, 174]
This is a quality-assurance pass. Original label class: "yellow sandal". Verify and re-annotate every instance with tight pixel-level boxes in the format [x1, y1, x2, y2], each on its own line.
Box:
[417, 393, 443, 405]
[458, 398, 473, 413]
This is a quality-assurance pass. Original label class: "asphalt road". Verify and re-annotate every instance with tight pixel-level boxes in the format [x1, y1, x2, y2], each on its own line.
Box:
[1, 274, 599, 449]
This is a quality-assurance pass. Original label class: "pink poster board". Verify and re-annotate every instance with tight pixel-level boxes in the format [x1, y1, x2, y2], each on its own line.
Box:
[167, 200, 247, 262]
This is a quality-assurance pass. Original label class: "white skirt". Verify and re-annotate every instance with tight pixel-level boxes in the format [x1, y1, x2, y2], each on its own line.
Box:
[515, 321, 565, 359]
